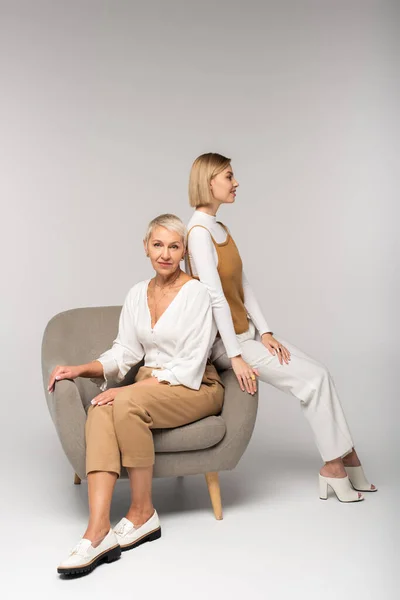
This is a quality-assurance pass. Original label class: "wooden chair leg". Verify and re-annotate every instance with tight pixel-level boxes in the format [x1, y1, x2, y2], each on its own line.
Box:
[205, 472, 223, 520]
[74, 473, 81, 485]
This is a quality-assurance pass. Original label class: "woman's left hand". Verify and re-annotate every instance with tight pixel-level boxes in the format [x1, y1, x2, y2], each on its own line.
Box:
[91, 377, 161, 406]
[91, 388, 120, 407]
[261, 333, 291, 365]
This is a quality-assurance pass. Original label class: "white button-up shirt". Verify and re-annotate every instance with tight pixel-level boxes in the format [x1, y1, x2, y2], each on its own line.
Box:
[94, 279, 217, 391]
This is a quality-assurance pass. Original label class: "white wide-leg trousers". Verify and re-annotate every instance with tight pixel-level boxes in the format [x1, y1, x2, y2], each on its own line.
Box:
[213, 322, 354, 462]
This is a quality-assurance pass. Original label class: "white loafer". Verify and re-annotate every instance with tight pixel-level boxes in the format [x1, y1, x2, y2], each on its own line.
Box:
[113, 510, 161, 551]
[57, 529, 121, 576]
[345, 465, 378, 492]
[319, 474, 364, 503]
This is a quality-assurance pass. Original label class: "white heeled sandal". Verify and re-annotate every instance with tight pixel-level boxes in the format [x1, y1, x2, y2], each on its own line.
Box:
[319, 474, 364, 503]
[345, 466, 377, 492]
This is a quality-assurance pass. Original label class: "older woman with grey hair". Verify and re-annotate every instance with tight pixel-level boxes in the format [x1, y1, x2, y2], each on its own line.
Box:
[48, 214, 224, 577]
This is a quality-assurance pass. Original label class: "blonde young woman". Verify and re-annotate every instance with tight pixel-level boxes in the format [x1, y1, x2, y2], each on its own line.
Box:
[186, 153, 376, 503]
[48, 214, 223, 576]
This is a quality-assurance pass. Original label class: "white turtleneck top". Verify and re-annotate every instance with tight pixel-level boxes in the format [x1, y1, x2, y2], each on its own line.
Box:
[186, 211, 271, 358]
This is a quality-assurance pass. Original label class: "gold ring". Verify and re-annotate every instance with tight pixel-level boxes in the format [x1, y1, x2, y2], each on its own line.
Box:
[251, 375, 256, 380]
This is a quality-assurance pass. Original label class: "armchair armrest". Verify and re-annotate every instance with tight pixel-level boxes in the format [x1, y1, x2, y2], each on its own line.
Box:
[44, 378, 87, 480]
[214, 369, 259, 470]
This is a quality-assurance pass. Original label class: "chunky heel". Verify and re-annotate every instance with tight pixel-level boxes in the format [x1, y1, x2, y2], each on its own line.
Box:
[104, 545, 121, 564]
[121, 527, 162, 551]
[319, 476, 328, 500]
[319, 474, 364, 503]
[148, 527, 162, 542]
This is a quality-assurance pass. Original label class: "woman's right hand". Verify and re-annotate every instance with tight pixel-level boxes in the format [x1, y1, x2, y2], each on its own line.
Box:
[231, 356, 259, 395]
[48, 365, 83, 393]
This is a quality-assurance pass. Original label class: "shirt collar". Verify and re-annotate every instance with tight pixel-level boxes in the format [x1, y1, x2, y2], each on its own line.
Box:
[194, 210, 217, 224]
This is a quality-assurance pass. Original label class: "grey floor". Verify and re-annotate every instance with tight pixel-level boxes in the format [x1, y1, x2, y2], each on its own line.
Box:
[1, 400, 397, 600]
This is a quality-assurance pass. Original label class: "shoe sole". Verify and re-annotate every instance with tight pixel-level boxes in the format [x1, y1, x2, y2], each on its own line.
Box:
[120, 526, 162, 552]
[349, 482, 378, 492]
[57, 544, 121, 576]
[319, 488, 364, 503]
[320, 496, 364, 503]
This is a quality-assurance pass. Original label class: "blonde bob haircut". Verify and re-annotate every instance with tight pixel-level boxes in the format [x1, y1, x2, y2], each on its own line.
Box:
[144, 213, 187, 250]
[189, 152, 231, 208]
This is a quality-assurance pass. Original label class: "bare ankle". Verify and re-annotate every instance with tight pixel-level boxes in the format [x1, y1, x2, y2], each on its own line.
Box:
[83, 520, 110, 547]
[342, 449, 361, 467]
[126, 505, 154, 526]
[320, 459, 346, 478]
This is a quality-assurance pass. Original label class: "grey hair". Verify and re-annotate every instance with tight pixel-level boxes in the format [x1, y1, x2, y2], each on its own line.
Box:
[144, 213, 187, 249]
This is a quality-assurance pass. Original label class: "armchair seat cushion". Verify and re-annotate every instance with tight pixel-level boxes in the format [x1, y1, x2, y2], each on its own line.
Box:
[152, 415, 226, 453]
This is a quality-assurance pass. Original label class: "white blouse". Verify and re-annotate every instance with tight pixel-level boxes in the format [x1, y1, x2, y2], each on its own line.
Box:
[94, 279, 217, 391]
[186, 211, 271, 359]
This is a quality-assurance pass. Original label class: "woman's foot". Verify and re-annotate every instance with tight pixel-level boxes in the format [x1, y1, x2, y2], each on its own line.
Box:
[320, 461, 347, 479]
[343, 449, 377, 491]
[319, 474, 364, 502]
[319, 458, 363, 500]
[125, 506, 155, 528]
[113, 508, 161, 551]
[320, 450, 376, 492]
[82, 524, 111, 548]
[342, 448, 361, 467]
[57, 529, 121, 576]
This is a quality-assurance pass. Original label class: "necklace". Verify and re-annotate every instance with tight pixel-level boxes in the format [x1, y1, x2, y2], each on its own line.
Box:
[154, 268, 182, 291]
[148, 270, 183, 327]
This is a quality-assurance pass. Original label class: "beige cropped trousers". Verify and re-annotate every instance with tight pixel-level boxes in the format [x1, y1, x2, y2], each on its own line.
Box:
[213, 321, 354, 462]
[85, 365, 224, 476]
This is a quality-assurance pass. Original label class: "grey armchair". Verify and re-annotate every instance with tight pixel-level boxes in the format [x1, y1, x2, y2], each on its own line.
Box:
[41, 306, 258, 519]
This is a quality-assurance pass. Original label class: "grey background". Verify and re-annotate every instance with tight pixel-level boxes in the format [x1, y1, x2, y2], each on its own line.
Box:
[0, 0, 398, 598]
